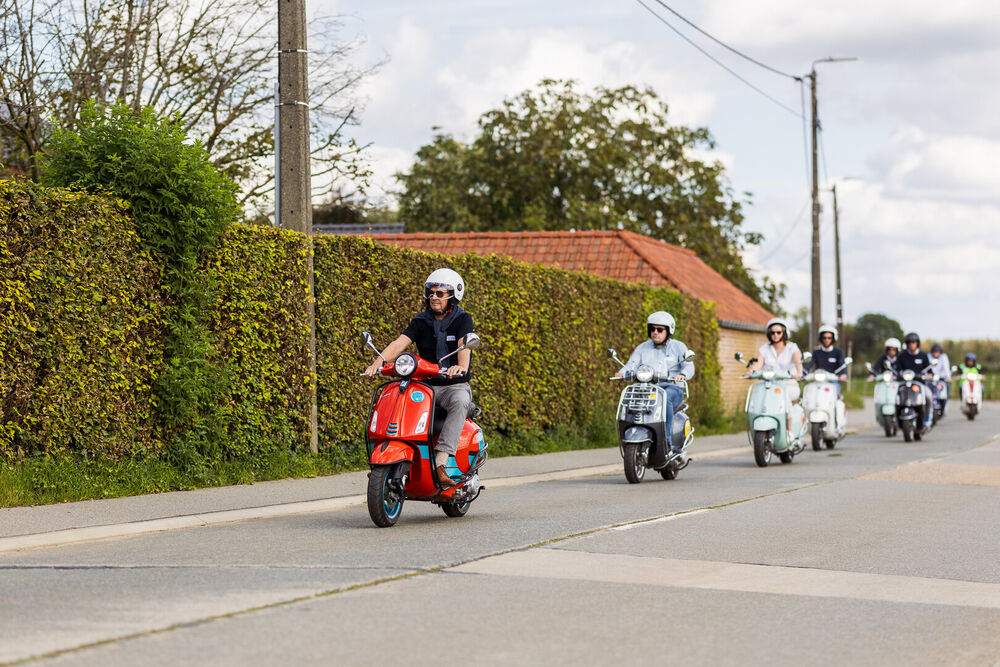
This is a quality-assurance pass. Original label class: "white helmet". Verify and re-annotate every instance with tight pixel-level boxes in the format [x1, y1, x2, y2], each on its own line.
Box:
[765, 317, 789, 341]
[885, 337, 901, 351]
[424, 268, 465, 302]
[818, 324, 837, 343]
[646, 311, 676, 337]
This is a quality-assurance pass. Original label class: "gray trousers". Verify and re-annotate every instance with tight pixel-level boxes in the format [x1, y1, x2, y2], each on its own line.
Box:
[434, 383, 472, 455]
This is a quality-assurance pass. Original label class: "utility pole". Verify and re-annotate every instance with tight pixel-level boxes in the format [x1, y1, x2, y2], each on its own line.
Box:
[808, 57, 858, 347]
[831, 182, 843, 346]
[278, 0, 318, 453]
[809, 68, 821, 347]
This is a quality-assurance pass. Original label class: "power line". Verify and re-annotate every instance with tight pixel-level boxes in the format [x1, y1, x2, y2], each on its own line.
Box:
[633, 0, 803, 119]
[644, 0, 801, 81]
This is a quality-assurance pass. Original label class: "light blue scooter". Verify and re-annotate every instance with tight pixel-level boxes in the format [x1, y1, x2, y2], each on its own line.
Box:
[735, 352, 808, 467]
[866, 361, 898, 437]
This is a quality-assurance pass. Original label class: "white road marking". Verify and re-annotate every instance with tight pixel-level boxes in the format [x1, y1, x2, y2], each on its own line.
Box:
[608, 509, 709, 531]
[451, 548, 1000, 609]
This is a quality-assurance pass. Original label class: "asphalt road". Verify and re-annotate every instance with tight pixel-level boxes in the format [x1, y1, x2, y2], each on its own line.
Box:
[2, 411, 999, 666]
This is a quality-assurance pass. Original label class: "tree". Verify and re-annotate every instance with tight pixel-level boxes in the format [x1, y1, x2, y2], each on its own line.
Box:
[0, 0, 380, 213]
[852, 313, 904, 366]
[397, 79, 784, 311]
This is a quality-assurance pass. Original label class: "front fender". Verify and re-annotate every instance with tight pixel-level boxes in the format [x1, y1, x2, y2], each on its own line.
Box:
[752, 416, 780, 432]
[369, 440, 415, 465]
[623, 426, 653, 443]
[808, 410, 830, 423]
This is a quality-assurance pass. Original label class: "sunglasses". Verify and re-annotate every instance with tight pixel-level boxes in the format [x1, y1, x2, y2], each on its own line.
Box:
[768, 330, 784, 337]
[426, 289, 452, 299]
[650, 326, 668, 333]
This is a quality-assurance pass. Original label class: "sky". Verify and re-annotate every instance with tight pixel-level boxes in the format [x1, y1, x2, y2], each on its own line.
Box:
[318, 0, 1000, 341]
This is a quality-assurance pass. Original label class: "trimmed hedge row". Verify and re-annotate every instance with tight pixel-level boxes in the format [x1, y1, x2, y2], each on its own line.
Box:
[1, 181, 312, 462]
[314, 235, 722, 462]
[2, 181, 721, 467]
[0, 181, 165, 460]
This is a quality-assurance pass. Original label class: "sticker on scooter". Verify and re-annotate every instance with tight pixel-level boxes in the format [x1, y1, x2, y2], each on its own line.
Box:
[410, 390, 425, 403]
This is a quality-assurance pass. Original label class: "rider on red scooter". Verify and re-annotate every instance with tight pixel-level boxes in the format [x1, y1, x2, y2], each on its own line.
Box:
[363, 268, 475, 487]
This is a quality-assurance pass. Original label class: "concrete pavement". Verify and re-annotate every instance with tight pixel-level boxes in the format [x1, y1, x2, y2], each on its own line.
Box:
[0, 401, 878, 553]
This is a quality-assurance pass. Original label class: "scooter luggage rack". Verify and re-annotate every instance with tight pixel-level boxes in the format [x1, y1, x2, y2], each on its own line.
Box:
[621, 384, 659, 412]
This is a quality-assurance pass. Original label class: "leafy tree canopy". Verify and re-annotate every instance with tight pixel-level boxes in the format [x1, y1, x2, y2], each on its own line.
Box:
[853, 312, 904, 365]
[397, 79, 784, 312]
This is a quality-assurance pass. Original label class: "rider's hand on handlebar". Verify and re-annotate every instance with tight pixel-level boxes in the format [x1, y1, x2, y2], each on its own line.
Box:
[674, 374, 686, 384]
[444, 365, 468, 379]
[362, 360, 383, 376]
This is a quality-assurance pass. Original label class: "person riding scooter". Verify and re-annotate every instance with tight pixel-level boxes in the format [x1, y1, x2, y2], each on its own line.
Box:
[803, 325, 847, 394]
[928, 343, 952, 418]
[897, 332, 935, 428]
[870, 337, 902, 377]
[962, 352, 983, 374]
[363, 268, 475, 487]
[750, 317, 804, 435]
[614, 311, 695, 461]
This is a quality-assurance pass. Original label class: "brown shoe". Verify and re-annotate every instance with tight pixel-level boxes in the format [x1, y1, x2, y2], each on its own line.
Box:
[436, 464, 455, 486]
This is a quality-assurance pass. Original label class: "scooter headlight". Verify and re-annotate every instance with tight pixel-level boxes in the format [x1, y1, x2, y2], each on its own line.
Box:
[762, 370, 776, 380]
[901, 370, 915, 381]
[814, 371, 828, 382]
[882, 372, 894, 382]
[393, 354, 417, 377]
[635, 365, 654, 384]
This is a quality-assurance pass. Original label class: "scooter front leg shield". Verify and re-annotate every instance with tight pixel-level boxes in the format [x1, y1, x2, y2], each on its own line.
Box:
[370, 440, 415, 465]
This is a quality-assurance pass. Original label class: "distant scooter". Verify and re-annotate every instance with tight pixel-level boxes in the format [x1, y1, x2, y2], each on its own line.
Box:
[954, 365, 985, 421]
[735, 352, 808, 467]
[894, 362, 938, 442]
[928, 368, 952, 424]
[801, 354, 853, 450]
[866, 361, 898, 437]
[607, 349, 696, 483]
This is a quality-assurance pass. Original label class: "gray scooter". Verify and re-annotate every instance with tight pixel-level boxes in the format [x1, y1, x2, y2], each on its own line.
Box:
[607, 349, 696, 483]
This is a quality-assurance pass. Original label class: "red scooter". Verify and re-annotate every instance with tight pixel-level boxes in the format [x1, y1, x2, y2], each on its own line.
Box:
[361, 331, 488, 527]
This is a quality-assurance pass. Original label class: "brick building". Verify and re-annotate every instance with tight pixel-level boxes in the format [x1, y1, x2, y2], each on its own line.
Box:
[370, 230, 773, 412]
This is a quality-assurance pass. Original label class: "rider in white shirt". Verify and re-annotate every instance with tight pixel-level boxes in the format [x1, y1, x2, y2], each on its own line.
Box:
[750, 317, 803, 432]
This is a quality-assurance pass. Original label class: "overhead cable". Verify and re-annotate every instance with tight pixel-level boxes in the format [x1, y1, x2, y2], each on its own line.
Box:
[645, 0, 801, 81]
[633, 0, 803, 119]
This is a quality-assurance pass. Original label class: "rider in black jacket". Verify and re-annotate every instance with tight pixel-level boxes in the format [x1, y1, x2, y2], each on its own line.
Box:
[897, 332, 934, 426]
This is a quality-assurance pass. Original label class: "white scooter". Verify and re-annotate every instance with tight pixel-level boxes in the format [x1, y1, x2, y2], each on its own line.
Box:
[865, 360, 898, 437]
[954, 365, 985, 420]
[802, 354, 852, 450]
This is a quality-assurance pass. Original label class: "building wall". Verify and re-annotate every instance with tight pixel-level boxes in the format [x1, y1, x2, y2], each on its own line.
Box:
[717, 327, 764, 413]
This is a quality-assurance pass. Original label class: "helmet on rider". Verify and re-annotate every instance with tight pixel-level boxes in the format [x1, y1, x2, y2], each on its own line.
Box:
[885, 337, 901, 353]
[903, 332, 920, 347]
[930, 343, 943, 354]
[965, 352, 977, 365]
[818, 324, 837, 344]
[646, 311, 676, 339]
[765, 317, 789, 342]
[423, 268, 465, 308]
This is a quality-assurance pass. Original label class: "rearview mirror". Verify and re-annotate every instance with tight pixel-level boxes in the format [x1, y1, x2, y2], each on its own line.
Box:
[844, 356, 853, 365]
[802, 352, 813, 362]
[865, 362, 873, 372]
[607, 348, 617, 359]
[734, 352, 744, 361]
[684, 349, 696, 360]
[361, 331, 373, 348]
[464, 332, 482, 350]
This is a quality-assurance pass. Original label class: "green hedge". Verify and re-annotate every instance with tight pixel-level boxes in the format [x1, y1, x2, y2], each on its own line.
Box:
[1, 180, 312, 463]
[314, 235, 721, 462]
[0, 181, 166, 460]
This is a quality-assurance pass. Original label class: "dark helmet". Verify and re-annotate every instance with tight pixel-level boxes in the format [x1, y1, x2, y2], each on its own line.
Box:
[930, 343, 943, 353]
[903, 332, 920, 345]
[965, 352, 977, 362]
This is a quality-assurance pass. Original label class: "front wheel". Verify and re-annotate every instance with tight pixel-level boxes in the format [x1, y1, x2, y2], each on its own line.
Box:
[968, 404, 978, 420]
[367, 467, 403, 527]
[623, 443, 646, 483]
[811, 423, 823, 451]
[901, 421, 913, 442]
[753, 431, 772, 468]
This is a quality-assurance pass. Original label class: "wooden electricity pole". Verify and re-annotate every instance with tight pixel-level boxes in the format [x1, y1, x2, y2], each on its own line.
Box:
[278, 0, 318, 452]
[809, 68, 821, 348]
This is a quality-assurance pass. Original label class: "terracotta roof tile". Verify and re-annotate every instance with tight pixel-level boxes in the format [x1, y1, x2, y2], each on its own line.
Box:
[367, 230, 772, 327]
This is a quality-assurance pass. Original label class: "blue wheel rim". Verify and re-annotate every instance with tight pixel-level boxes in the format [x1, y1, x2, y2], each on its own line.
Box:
[383, 474, 401, 519]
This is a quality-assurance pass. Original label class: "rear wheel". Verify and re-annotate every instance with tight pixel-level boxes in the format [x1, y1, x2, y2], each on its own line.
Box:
[442, 500, 471, 518]
[825, 439, 836, 449]
[367, 467, 403, 528]
[623, 443, 646, 483]
[659, 465, 677, 480]
[811, 423, 823, 451]
[753, 431, 772, 468]
[778, 451, 793, 464]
